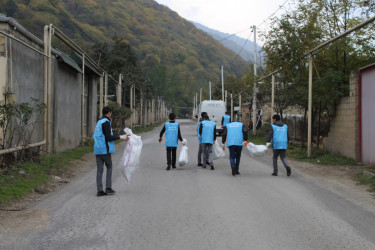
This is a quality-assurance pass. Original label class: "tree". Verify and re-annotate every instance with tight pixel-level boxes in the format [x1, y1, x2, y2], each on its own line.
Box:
[4, 0, 19, 17]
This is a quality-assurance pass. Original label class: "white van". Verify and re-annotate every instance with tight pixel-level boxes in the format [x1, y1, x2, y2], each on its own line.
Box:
[199, 100, 226, 135]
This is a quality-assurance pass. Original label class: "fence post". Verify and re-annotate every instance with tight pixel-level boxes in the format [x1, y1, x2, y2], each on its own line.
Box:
[308, 54, 313, 158]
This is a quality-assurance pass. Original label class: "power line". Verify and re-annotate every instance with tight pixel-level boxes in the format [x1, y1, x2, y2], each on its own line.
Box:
[257, 0, 290, 28]
[229, 30, 253, 65]
[48, 0, 95, 42]
[217, 0, 290, 44]
[218, 27, 251, 42]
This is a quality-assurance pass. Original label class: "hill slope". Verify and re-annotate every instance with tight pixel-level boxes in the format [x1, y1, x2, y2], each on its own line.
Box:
[192, 21, 264, 65]
[0, 0, 252, 109]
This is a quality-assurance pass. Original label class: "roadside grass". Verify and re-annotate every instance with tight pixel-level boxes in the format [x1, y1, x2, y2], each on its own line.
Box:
[248, 125, 361, 166]
[0, 145, 93, 206]
[0, 123, 163, 206]
[355, 168, 375, 192]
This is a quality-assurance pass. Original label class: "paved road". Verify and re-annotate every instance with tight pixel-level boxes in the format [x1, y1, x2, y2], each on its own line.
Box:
[2, 119, 375, 250]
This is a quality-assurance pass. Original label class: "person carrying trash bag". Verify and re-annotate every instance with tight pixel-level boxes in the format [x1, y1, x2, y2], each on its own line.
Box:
[197, 112, 207, 167]
[159, 113, 185, 170]
[221, 111, 231, 128]
[222, 121, 248, 176]
[94, 106, 129, 197]
[265, 114, 291, 177]
[198, 114, 216, 170]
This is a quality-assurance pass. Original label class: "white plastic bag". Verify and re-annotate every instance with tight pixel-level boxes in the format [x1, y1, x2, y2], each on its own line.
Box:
[179, 139, 188, 166]
[213, 139, 225, 160]
[121, 128, 143, 181]
[246, 142, 267, 157]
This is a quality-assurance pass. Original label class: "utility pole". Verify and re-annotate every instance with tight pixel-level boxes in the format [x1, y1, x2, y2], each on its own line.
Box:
[209, 81, 212, 100]
[230, 94, 233, 121]
[239, 94, 242, 122]
[308, 54, 313, 158]
[200, 88, 202, 104]
[117, 74, 122, 105]
[221, 65, 224, 101]
[196, 92, 198, 114]
[104, 73, 108, 106]
[271, 74, 275, 122]
[193, 95, 196, 117]
[130, 85, 133, 129]
[251, 25, 257, 134]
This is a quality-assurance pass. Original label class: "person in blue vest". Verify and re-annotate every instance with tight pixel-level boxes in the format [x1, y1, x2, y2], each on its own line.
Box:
[197, 112, 207, 166]
[221, 112, 231, 128]
[222, 121, 248, 176]
[198, 114, 216, 170]
[159, 113, 185, 170]
[94, 106, 129, 197]
[265, 114, 291, 176]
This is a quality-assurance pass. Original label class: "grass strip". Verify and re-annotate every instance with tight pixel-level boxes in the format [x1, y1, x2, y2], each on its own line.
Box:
[247, 125, 361, 166]
[356, 169, 375, 192]
[0, 145, 93, 206]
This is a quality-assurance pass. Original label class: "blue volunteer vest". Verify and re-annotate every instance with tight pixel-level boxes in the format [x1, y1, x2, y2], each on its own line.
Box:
[165, 122, 179, 147]
[94, 118, 115, 155]
[272, 124, 288, 149]
[197, 121, 202, 144]
[227, 122, 244, 147]
[201, 120, 215, 144]
[223, 115, 231, 127]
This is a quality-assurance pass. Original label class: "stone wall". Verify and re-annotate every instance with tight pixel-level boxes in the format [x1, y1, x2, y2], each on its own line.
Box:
[323, 72, 360, 160]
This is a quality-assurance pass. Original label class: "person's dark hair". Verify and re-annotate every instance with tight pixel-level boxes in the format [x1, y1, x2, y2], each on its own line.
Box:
[203, 114, 209, 120]
[225, 111, 229, 115]
[102, 106, 112, 116]
[169, 113, 176, 120]
[272, 114, 281, 121]
[201, 112, 207, 117]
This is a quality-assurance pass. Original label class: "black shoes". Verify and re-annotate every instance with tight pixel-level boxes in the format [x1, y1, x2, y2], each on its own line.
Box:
[210, 165, 214, 170]
[197, 163, 203, 167]
[97, 191, 107, 197]
[172, 165, 176, 169]
[271, 173, 278, 176]
[166, 165, 171, 171]
[232, 168, 236, 176]
[106, 188, 116, 195]
[236, 171, 240, 175]
[286, 167, 291, 176]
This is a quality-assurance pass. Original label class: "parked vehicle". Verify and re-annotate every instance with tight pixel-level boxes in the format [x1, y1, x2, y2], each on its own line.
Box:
[199, 100, 226, 135]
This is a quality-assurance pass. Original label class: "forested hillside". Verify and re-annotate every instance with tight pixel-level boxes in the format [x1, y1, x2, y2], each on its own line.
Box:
[0, 0, 251, 112]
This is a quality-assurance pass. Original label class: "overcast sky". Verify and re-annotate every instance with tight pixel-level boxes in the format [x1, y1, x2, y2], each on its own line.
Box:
[154, 0, 292, 43]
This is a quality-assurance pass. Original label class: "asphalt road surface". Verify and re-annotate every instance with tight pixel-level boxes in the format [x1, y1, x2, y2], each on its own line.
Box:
[2, 119, 375, 250]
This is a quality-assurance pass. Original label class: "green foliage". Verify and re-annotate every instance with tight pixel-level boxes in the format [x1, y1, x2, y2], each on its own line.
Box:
[0, 98, 46, 165]
[107, 102, 132, 132]
[287, 143, 361, 165]
[261, 0, 375, 117]
[3, 0, 19, 17]
[3, 0, 252, 117]
[356, 170, 375, 192]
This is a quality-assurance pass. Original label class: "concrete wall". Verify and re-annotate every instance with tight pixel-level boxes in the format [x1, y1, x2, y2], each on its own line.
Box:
[0, 19, 99, 152]
[11, 30, 45, 145]
[52, 62, 82, 152]
[323, 72, 360, 160]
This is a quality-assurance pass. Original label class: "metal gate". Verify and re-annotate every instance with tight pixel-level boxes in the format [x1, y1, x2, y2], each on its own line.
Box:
[360, 63, 375, 164]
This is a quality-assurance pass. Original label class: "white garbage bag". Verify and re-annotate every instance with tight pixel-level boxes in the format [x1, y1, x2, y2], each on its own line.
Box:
[246, 142, 267, 157]
[179, 139, 188, 166]
[121, 128, 143, 181]
[213, 139, 225, 160]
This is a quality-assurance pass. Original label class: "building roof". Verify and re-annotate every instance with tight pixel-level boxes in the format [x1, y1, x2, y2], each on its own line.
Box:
[55, 49, 83, 73]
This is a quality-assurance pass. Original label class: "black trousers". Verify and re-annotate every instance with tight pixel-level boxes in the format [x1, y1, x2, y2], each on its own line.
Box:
[96, 154, 112, 192]
[166, 147, 177, 166]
